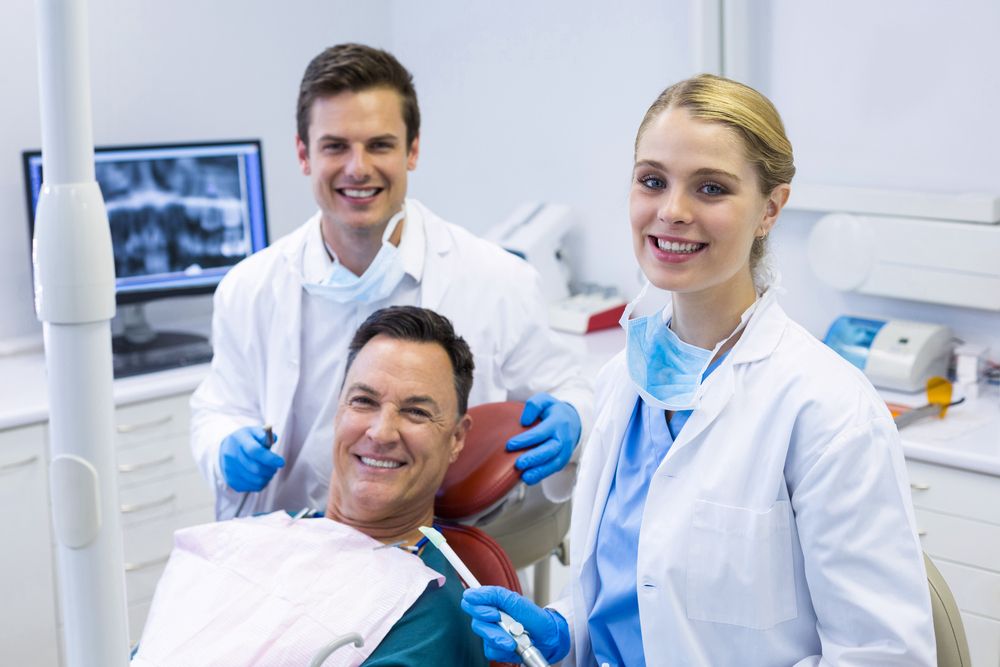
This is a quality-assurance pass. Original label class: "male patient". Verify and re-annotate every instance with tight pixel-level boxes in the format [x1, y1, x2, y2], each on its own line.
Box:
[132, 306, 488, 666]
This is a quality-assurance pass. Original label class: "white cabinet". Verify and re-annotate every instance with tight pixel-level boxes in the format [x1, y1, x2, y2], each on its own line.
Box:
[0, 387, 214, 664]
[908, 459, 1000, 665]
[113, 392, 214, 647]
[0, 423, 59, 667]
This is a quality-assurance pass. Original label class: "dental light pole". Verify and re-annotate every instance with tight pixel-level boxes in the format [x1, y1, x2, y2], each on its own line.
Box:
[32, 0, 130, 664]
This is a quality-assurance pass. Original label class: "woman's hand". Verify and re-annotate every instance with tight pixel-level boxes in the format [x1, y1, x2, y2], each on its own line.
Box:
[461, 586, 571, 664]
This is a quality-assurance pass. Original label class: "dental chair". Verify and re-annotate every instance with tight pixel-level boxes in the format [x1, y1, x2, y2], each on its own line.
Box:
[925, 552, 971, 667]
[436, 401, 571, 607]
[137, 403, 550, 667]
[317, 406, 541, 667]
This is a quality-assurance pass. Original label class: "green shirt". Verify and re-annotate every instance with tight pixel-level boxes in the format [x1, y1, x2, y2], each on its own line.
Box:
[362, 546, 489, 666]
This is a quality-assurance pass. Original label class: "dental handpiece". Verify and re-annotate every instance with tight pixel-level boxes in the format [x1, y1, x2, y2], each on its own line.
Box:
[419, 526, 551, 667]
[234, 424, 274, 518]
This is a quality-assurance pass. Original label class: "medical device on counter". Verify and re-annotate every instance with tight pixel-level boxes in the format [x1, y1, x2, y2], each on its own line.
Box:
[548, 286, 627, 335]
[420, 526, 551, 667]
[823, 316, 954, 393]
[487, 203, 574, 303]
[487, 203, 626, 334]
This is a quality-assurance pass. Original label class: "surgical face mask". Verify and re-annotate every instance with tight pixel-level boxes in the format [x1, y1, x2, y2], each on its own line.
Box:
[303, 210, 406, 304]
[620, 284, 757, 411]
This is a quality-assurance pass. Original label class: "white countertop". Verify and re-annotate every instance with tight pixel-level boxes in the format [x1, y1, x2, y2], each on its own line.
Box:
[896, 391, 1000, 476]
[3, 332, 999, 477]
[558, 328, 1000, 478]
[0, 352, 208, 430]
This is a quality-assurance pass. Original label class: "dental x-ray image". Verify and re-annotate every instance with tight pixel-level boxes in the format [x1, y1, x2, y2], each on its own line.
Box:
[97, 154, 251, 282]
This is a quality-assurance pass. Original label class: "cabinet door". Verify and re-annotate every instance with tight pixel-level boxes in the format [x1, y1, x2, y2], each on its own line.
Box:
[113, 392, 215, 644]
[0, 424, 59, 667]
[906, 459, 1000, 526]
[964, 612, 1000, 667]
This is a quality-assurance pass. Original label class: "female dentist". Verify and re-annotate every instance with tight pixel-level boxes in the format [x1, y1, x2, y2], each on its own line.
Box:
[462, 74, 935, 666]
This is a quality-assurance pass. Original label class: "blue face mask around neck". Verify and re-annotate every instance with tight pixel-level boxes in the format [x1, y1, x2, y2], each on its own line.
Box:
[303, 209, 406, 304]
[619, 284, 757, 411]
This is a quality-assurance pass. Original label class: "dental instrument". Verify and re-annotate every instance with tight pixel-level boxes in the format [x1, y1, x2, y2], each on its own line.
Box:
[308, 632, 364, 667]
[289, 506, 313, 523]
[894, 397, 966, 429]
[420, 526, 551, 667]
[234, 425, 274, 517]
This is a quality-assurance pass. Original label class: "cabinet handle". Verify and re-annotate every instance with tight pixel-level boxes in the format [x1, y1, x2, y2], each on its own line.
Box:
[910, 482, 931, 491]
[918, 529, 927, 537]
[0, 454, 38, 472]
[118, 453, 175, 473]
[124, 554, 170, 572]
[120, 493, 176, 514]
[116, 414, 173, 434]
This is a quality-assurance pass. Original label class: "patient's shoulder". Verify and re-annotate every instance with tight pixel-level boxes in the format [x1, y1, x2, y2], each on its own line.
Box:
[361, 548, 488, 666]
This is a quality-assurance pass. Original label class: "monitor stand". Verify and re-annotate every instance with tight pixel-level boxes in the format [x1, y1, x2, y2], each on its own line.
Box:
[112, 304, 214, 378]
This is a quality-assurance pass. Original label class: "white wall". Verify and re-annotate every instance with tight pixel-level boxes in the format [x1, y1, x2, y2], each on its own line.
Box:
[391, 0, 696, 296]
[0, 0, 392, 344]
[2, 0, 997, 360]
[755, 1, 1000, 352]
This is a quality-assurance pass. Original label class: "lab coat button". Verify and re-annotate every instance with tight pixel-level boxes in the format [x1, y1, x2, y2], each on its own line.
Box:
[640, 577, 657, 590]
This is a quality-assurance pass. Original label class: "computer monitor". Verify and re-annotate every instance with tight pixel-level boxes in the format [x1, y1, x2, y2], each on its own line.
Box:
[22, 139, 269, 376]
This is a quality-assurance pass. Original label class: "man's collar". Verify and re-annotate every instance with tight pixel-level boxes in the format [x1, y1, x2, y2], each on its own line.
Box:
[302, 202, 425, 283]
[396, 200, 426, 283]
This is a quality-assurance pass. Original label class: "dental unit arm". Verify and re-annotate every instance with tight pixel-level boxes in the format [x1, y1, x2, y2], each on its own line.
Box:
[308, 632, 364, 667]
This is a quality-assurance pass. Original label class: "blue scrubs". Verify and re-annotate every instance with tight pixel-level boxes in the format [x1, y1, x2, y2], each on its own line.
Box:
[587, 355, 726, 666]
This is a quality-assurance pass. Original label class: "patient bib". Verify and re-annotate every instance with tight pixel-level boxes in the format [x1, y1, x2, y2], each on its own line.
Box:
[132, 512, 444, 667]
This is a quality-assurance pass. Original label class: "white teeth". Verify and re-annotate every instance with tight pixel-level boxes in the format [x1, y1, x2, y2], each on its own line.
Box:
[656, 239, 705, 254]
[343, 188, 378, 198]
[360, 456, 402, 469]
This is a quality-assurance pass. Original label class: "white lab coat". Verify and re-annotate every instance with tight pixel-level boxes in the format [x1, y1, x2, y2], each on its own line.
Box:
[550, 287, 935, 667]
[190, 199, 592, 519]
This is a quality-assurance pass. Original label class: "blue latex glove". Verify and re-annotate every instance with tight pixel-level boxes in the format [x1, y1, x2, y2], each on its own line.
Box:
[506, 392, 582, 485]
[218, 426, 284, 492]
[462, 586, 570, 664]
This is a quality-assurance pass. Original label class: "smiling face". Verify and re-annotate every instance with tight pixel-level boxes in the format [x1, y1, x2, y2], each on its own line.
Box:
[630, 106, 788, 306]
[296, 87, 419, 250]
[326, 335, 470, 539]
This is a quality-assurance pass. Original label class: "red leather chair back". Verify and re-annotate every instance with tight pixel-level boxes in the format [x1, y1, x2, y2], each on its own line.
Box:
[438, 522, 522, 594]
[436, 402, 530, 667]
[435, 401, 529, 520]
[438, 524, 520, 667]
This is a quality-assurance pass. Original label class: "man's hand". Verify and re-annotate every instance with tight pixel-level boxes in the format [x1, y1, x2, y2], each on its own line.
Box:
[505, 393, 581, 485]
[219, 426, 284, 492]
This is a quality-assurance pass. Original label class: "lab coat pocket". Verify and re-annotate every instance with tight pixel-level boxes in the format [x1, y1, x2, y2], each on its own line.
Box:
[686, 499, 797, 629]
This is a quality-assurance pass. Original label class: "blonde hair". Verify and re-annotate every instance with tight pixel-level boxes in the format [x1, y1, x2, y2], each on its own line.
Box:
[635, 74, 795, 285]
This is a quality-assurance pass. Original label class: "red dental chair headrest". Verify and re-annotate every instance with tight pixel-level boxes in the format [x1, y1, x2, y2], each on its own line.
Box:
[435, 401, 530, 521]
[435, 402, 529, 667]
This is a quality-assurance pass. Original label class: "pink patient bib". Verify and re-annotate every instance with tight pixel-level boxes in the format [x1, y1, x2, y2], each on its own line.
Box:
[131, 511, 444, 667]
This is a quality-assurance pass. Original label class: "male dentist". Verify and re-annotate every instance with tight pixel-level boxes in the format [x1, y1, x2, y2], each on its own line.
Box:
[190, 43, 591, 519]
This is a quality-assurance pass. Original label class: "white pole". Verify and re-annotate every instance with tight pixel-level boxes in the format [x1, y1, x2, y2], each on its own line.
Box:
[692, 0, 723, 75]
[32, 0, 130, 664]
[721, 0, 752, 83]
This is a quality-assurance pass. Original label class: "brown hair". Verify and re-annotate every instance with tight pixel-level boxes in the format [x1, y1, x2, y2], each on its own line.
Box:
[344, 306, 474, 416]
[297, 43, 420, 150]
